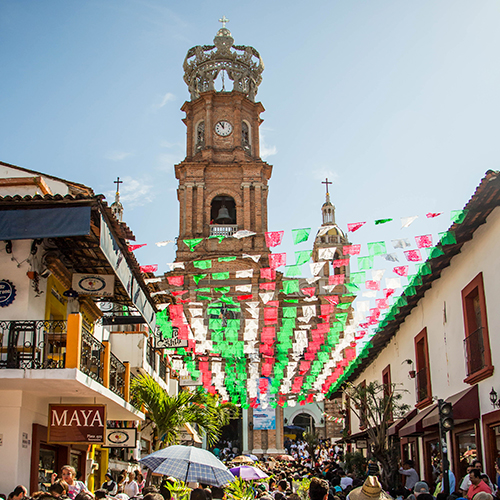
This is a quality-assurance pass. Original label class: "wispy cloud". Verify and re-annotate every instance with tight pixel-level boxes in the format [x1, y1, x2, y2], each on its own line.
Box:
[260, 133, 277, 159]
[157, 152, 184, 171]
[105, 150, 133, 161]
[159, 92, 176, 108]
[311, 167, 339, 183]
[105, 176, 154, 207]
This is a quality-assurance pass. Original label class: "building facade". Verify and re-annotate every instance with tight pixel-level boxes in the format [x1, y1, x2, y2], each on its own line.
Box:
[0, 162, 167, 493]
[341, 170, 500, 488]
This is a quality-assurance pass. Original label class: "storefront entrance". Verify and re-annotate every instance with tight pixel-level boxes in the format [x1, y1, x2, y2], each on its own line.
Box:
[482, 409, 500, 480]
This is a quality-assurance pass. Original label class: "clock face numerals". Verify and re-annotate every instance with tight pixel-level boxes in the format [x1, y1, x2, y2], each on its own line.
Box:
[215, 120, 233, 137]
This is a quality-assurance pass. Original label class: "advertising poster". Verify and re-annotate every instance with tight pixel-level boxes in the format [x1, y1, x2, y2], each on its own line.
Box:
[252, 377, 276, 430]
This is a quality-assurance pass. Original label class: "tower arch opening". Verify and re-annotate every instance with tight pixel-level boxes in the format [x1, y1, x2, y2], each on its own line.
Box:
[210, 195, 236, 225]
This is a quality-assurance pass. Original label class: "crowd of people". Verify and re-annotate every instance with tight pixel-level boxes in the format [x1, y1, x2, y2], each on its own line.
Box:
[3, 454, 500, 500]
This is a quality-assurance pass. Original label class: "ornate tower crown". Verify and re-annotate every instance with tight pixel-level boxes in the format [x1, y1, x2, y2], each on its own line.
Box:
[183, 17, 264, 102]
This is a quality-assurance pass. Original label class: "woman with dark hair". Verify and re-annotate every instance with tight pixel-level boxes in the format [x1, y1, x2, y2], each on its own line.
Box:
[101, 474, 117, 496]
[48, 480, 69, 498]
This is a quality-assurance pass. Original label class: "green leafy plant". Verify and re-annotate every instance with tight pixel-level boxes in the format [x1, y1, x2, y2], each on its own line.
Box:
[164, 479, 190, 500]
[225, 477, 255, 500]
[297, 477, 311, 500]
[344, 381, 410, 489]
[344, 451, 367, 477]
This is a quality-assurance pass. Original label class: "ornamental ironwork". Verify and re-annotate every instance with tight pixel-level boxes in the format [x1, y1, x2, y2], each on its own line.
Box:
[183, 21, 264, 101]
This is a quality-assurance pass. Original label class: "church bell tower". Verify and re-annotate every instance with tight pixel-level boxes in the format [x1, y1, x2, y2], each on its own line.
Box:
[175, 19, 272, 262]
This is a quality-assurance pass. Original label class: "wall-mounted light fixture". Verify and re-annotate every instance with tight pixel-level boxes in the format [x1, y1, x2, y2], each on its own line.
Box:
[490, 388, 500, 409]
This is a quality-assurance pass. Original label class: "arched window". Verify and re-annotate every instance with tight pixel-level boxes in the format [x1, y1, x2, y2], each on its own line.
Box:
[241, 121, 251, 152]
[210, 195, 236, 225]
[195, 121, 205, 152]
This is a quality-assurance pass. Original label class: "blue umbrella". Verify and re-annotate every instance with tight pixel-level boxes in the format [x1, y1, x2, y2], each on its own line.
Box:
[244, 454, 259, 461]
[140, 445, 235, 487]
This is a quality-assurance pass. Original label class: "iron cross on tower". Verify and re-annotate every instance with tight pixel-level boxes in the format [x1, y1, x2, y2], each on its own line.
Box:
[322, 178, 332, 195]
[218, 15, 229, 28]
[114, 177, 123, 194]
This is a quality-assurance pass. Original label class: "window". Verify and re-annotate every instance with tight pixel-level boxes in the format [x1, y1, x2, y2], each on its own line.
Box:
[241, 121, 251, 152]
[359, 380, 367, 429]
[195, 121, 205, 151]
[382, 364, 393, 422]
[414, 328, 432, 408]
[462, 272, 493, 384]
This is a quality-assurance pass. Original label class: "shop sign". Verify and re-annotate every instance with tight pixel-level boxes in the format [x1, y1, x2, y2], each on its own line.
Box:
[104, 428, 137, 448]
[48, 404, 106, 444]
[0, 279, 16, 307]
[100, 215, 156, 330]
[356, 439, 368, 449]
[179, 374, 203, 386]
[72, 273, 115, 297]
[156, 327, 187, 348]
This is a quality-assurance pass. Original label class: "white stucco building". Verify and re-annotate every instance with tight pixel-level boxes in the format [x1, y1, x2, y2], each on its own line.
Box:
[340, 170, 500, 488]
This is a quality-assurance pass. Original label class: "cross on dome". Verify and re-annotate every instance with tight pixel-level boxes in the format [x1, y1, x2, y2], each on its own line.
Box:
[218, 15, 229, 28]
[114, 176, 123, 194]
[322, 178, 332, 195]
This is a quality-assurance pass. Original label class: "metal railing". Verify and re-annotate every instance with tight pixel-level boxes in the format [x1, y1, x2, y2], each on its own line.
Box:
[80, 328, 105, 384]
[109, 352, 126, 398]
[0, 320, 67, 369]
[464, 327, 486, 376]
[209, 224, 238, 237]
[416, 367, 430, 402]
[146, 338, 156, 371]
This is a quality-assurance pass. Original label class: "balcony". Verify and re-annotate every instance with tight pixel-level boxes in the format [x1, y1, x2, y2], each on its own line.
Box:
[0, 316, 133, 406]
[0, 320, 67, 369]
[209, 224, 238, 237]
[416, 367, 430, 403]
[108, 329, 171, 392]
[464, 327, 486, 376]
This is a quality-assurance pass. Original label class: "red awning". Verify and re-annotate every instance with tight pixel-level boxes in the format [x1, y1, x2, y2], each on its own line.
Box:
[422, 385, 479, 428]
[399, 405, 436, 437]
[388, 408, 418, 436]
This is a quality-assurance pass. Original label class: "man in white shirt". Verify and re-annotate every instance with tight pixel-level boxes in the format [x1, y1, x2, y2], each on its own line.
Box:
[338, 469, 353, 490]
[399, 460, 420, 491]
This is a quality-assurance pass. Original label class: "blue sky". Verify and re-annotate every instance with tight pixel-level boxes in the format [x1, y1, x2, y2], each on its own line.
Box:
[1, 0, 500, 274]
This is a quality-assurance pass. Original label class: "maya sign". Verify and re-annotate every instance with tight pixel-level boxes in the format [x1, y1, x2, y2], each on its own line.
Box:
[48, 404, 106, 444]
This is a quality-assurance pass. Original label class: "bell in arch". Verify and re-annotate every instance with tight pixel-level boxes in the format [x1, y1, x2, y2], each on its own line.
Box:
[215, 204, 232, 223]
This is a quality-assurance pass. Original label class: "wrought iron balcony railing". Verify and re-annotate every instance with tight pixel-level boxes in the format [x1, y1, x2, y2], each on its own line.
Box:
[80, 327, 105, 384]
[109, 352, 126, 398]
[464, 327, 486, 376]
[0, 320, 67, 369]
[416, 366, 430, 402]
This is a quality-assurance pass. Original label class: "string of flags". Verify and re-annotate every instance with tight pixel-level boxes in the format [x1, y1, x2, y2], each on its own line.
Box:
[128, 208, 469, 406]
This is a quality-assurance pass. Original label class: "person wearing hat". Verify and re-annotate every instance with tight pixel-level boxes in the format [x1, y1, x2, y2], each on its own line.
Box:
[346, 476, 392, 500]
[101, 473, 118, 496]
[413, 482, 430, 497]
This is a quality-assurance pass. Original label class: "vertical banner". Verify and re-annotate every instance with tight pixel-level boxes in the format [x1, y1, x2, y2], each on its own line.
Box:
[252, 377, 276, 430]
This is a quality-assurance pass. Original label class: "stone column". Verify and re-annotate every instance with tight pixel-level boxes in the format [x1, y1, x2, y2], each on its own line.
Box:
[178, 185, 186, 237]
[241, 182, 251, 230]
[242, 407, 250, 454]
[254, 182, 262, 233]
[196, 182, 205, 236]
[185, 182, 194, 238]
[252, 429, 264, 455]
